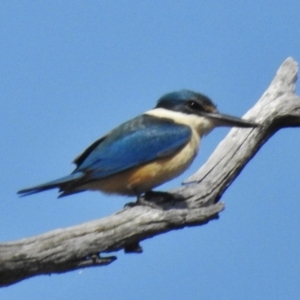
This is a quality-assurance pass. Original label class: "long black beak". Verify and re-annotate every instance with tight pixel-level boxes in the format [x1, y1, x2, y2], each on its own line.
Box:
[204, 112, 259, 128]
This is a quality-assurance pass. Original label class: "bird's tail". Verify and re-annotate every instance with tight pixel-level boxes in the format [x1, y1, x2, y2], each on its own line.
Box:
[17, 172, 84, 197]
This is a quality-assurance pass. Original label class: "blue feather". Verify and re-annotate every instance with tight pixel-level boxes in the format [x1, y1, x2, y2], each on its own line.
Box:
[75, 114, 191, 179]
[18, 172, 84, 196]
[18, 114, 191, 196]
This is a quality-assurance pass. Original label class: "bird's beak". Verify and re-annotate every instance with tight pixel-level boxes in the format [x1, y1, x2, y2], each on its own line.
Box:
[204, 112, 259, 128]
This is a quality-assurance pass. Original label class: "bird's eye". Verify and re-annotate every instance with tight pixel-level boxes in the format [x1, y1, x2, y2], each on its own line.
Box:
[189, 101, 196, 108]
[187, 101, 201, 110]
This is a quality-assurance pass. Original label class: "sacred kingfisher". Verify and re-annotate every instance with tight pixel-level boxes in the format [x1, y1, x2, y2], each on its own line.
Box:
[18, 90, 258, 198]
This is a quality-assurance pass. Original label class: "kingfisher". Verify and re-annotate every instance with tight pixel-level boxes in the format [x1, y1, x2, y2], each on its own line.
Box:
[18, 90, 258, 199]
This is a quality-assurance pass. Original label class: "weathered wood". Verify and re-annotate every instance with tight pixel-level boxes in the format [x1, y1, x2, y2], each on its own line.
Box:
[0, 58, 299, 287]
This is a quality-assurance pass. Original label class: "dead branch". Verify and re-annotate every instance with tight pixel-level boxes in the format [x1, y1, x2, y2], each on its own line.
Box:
[0, 58, 299, 287]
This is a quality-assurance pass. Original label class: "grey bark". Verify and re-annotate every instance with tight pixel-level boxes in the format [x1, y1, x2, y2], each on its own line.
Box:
[1, 58, 299, 287]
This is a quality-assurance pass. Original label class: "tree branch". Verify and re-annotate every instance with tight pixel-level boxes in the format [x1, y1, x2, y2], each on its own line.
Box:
[1, 58, 299, 287]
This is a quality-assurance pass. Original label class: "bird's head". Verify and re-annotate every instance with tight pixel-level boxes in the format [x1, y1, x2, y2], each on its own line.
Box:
[155, 90, 258, 136]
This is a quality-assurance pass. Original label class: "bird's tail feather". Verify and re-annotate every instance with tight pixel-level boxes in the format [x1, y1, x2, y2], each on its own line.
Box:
[17, 172, 84, 197]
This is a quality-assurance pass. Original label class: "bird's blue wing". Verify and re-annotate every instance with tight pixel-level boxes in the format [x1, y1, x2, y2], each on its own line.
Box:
[73, 114, 191, 180]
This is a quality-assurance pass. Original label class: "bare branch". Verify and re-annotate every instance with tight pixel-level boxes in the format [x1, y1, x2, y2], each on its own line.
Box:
[0, 58, 299, 287]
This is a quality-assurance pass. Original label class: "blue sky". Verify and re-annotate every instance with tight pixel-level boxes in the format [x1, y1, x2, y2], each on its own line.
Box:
[1, 1, 300, 299]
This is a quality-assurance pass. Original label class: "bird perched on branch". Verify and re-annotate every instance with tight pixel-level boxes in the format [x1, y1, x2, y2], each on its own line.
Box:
[18, 90, 258, 199]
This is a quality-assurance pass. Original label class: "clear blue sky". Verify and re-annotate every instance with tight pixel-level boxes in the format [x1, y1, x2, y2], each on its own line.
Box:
[1, 1, 300, 299]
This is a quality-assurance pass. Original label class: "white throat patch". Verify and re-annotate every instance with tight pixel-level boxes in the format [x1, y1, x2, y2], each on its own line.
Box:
[145, 108, 215, 137]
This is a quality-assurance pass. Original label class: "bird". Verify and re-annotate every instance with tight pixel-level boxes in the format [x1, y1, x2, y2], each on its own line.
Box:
[18, 90, 258, 199]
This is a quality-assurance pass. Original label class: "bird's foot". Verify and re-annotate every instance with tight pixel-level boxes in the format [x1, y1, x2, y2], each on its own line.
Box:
[124, 191, 184, 210]
[124, 195, 163, 210]
[136, 196, 163, 210]
[144, 191, 175, 203]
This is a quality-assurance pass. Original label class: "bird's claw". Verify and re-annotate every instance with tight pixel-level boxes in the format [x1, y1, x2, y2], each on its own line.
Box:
[124, 191, 184, 210]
